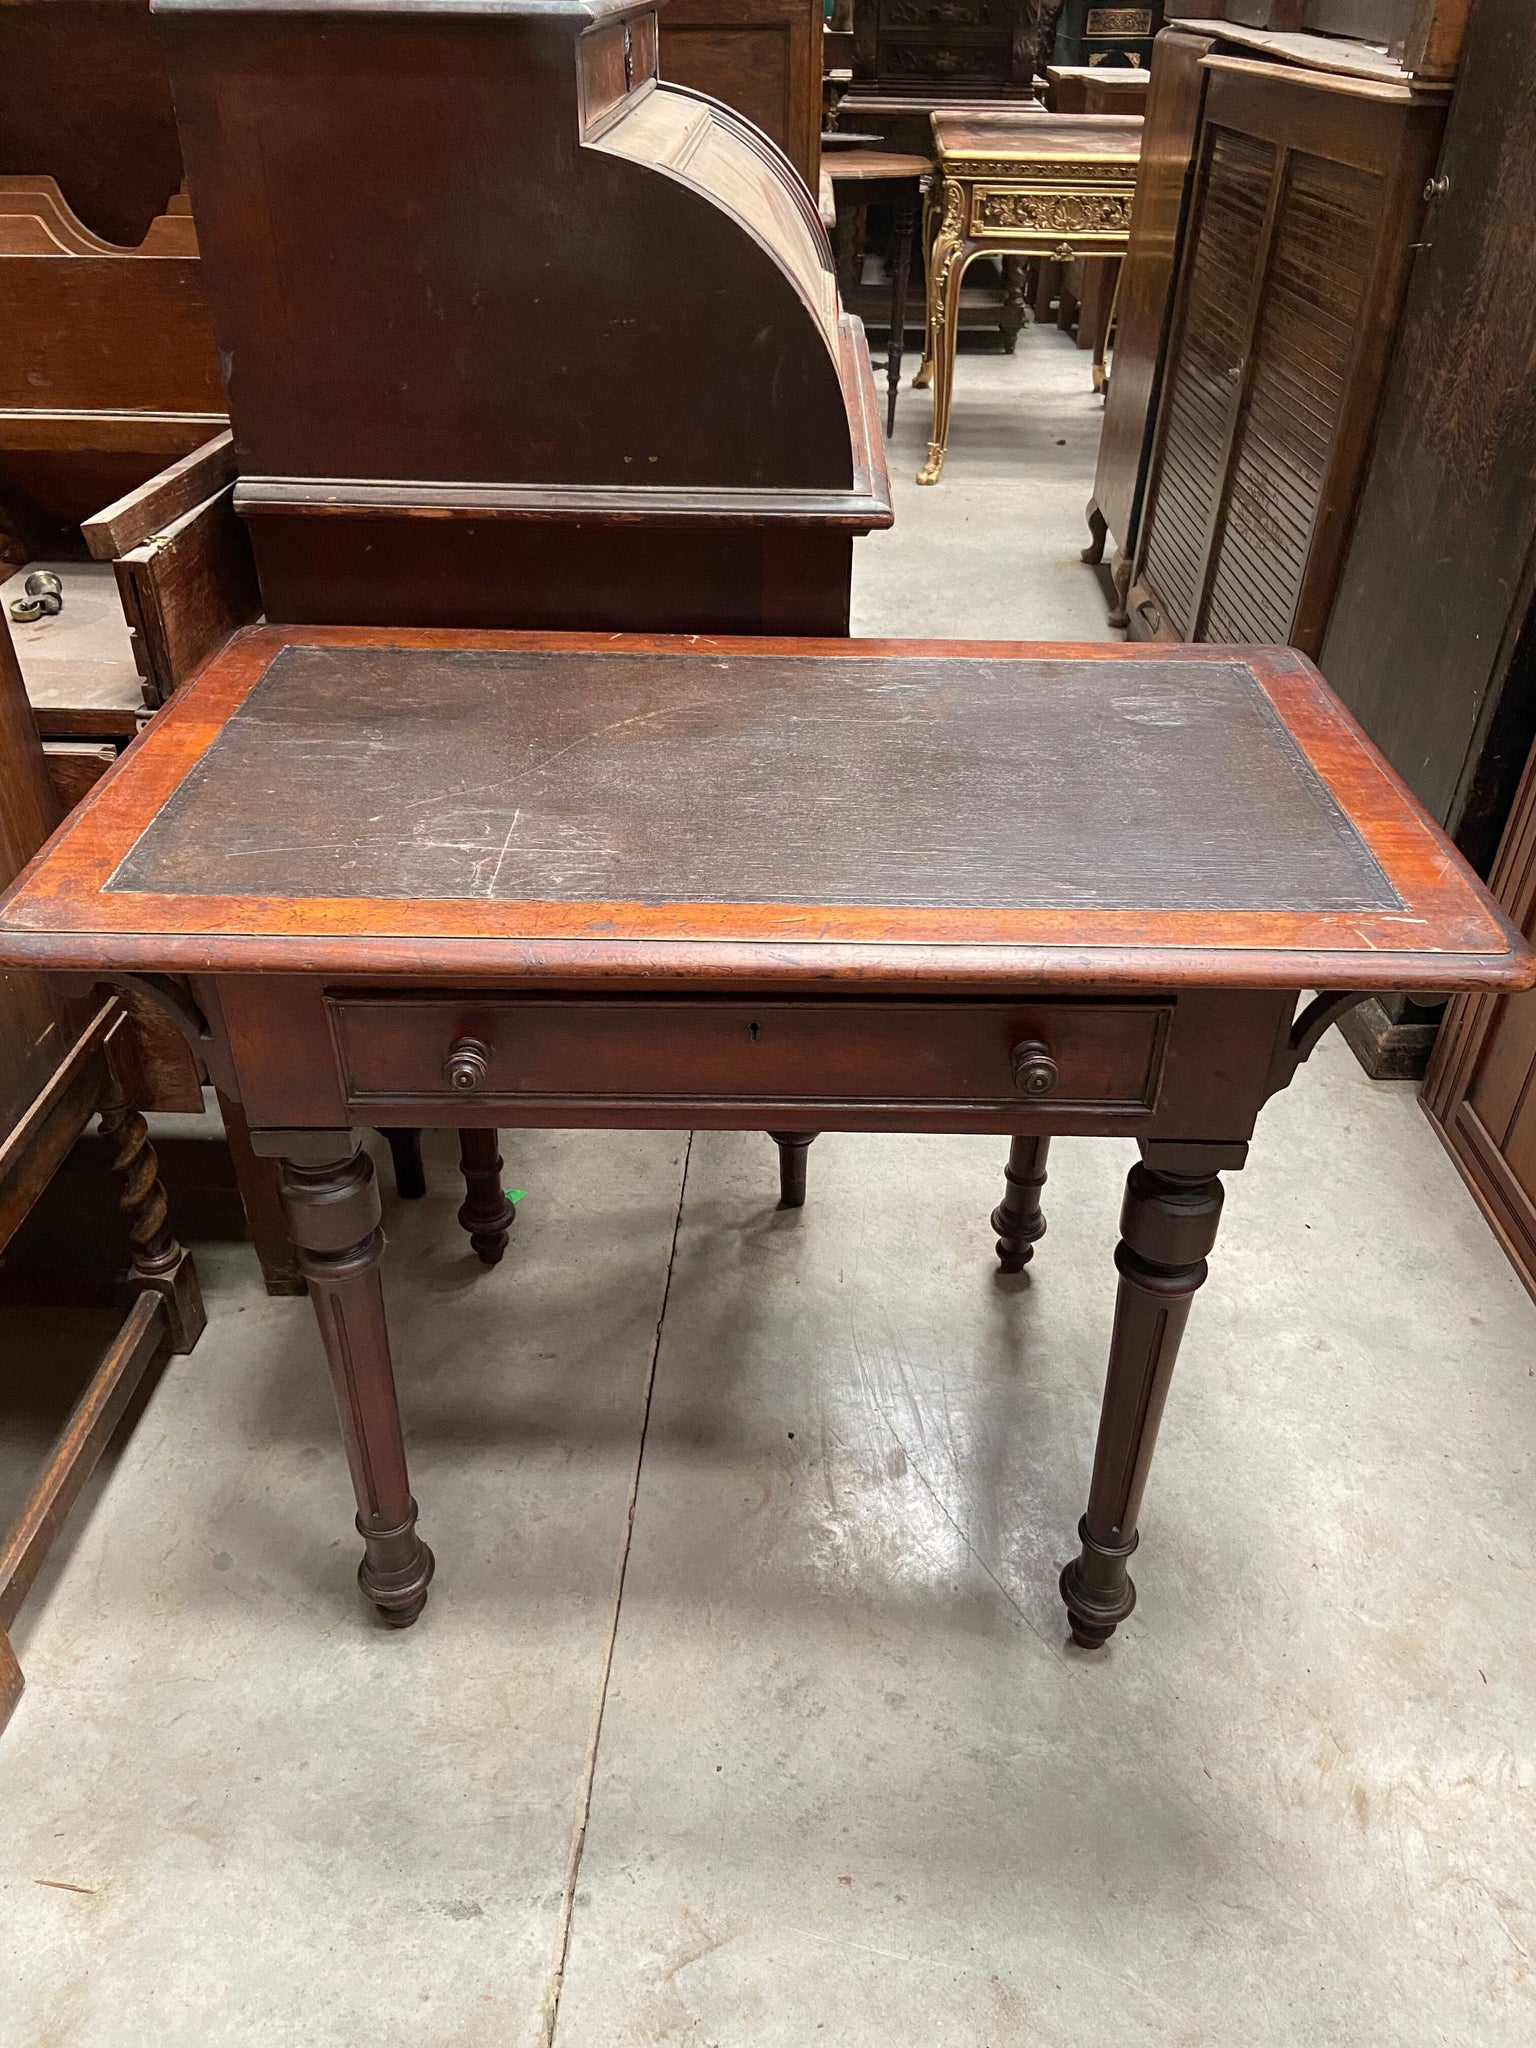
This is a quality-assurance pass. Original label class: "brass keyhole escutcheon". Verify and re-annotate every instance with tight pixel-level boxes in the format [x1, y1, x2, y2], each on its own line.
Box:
[443, 1035, 491, 1092]
[1010, 1040, 1058, 1098]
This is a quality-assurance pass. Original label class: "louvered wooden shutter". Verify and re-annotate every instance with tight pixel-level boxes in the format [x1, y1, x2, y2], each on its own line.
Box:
[1203, 152, 1381, 644]
[1129, 63, 1439, 657]
[1137, 127, 1274, 638]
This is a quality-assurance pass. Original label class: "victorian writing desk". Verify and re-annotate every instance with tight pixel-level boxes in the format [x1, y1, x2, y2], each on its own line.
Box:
[0, 628, 1528, 1648]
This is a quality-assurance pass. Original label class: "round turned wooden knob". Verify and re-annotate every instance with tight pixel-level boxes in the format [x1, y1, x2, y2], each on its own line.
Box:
[443, 1036, 490, 1092]
[1010, 1041, 1059, 1098]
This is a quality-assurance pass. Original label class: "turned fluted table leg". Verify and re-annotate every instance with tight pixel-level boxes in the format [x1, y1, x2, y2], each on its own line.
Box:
[991, 1134, 1050, 1271]
[768, 1131, 818, 1209]
[1060, 1146, 1228, 1648]
[457, 1127, 517, 1265]
[277, 1132, 433, 1626]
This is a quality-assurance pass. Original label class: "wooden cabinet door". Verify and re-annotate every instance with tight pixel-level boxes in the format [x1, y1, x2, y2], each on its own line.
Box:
[1128, 59, 1442, 654]
[1424, 739, 1536, 1299]
[1318, 0, 1536, 869]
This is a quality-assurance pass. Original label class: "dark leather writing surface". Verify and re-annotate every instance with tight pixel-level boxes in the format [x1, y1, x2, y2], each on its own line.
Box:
[109, 646, 1398, 913]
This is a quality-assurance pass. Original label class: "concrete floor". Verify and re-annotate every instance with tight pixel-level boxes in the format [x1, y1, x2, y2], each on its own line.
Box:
[3, 326, 1536, 2045]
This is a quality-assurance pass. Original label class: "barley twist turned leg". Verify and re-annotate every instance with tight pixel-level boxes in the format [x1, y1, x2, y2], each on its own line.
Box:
[99, 1068, 206, 1352]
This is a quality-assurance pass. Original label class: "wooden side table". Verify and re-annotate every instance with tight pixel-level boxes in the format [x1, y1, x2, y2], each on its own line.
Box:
[1, 627, 1528, 1660]
[914, 112, 1143, 484]
[825, 151, 929, 435]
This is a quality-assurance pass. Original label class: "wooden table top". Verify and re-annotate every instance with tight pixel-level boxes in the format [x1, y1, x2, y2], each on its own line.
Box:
[932, 112, 1144, 162]
[825, 152, 930, 184]
[0, 627, 1528, 995]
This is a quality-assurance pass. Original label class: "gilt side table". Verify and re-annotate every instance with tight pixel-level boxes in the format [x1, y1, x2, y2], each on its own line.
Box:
[915, 111, 1143, 482]
[0, 628, 1528, 1653]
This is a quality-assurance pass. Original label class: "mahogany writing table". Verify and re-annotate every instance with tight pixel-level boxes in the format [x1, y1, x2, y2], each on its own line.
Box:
[0, 628, 1529, 1649]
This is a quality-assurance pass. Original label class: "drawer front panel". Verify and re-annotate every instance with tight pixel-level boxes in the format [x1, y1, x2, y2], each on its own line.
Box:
[329, 997, 1171, 1111]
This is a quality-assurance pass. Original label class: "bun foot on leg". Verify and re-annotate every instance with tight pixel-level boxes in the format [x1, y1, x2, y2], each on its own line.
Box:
[1061, 1146, 1232, 1650]
[270, 1131, 434, 1629]
[1060, 1519, 1138, 1647]
[457, 1127, 517, 1265]
[991, 1133, 1049, 1271]
[358, 1505, 434, 1627]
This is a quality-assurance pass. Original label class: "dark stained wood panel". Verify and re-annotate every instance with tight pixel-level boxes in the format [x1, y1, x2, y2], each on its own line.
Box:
[1424, 726, 1536, 1300]
[0, 2, 184, 249]
[1320, 0, 1536, 865]
[106, 644, 1400, 915]
[1092, 27, 1217, 556]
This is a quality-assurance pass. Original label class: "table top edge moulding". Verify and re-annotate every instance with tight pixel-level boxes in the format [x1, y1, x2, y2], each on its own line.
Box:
[0, 627, 1527, 996]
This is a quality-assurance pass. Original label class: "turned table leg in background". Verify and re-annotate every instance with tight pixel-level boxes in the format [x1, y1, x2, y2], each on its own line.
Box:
[1060, 1143, 1231, 1648]
[885, 186, 916, 437]
[380, 1126, 427, 1200]
[274, 1131, 433, 1626]
[768, 1131, 818, 1209]
[457, 1127, 517, 1265]
[991, 1134, 1050, 1272]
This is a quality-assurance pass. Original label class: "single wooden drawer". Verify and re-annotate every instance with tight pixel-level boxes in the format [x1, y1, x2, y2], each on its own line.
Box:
[328, 995, 1171, 1111]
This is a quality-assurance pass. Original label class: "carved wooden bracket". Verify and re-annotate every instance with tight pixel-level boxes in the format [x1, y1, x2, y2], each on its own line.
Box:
[1266, 992, 1369, 1099]
[93, 972, 239, 1098]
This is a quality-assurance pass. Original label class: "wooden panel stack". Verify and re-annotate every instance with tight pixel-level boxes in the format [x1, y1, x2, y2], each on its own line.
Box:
[0, 175, 223, 562]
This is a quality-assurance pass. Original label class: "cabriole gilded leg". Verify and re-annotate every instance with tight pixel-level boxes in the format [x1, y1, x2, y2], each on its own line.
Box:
[1061, 1150, 1227, 1648]
[277, 1133, 433, 1626]
[991, 1134, 1049, 1271]
[918, 236, 968, 485]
